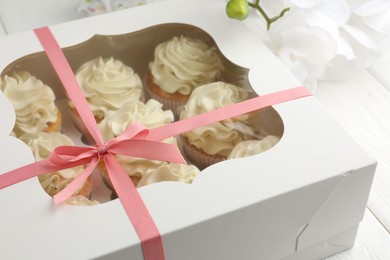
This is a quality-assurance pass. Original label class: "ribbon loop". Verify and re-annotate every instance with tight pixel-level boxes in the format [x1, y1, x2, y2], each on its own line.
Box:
[53, 157, 100, 204]
[110, 122, 150, 144]
[49, 146, 97, 164]
[109, 139, 186, 164]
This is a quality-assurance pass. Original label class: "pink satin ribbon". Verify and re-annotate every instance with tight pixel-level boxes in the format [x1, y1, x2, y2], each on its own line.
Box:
[0, 27, 312, 260]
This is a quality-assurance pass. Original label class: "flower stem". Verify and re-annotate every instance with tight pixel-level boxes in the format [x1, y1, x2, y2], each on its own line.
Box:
[248, 1, 290, 30]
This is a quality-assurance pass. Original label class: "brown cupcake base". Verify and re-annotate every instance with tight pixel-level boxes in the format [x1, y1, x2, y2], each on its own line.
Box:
[69, 107, 102, 145]
[98, 160, 141, 191]
[75, 175, 94, 198]
[182, 136, 226, 170]
[145, 70, 189, 119]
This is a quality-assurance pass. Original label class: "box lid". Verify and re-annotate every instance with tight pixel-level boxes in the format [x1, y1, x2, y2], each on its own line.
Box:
[0, 1, 376, 259]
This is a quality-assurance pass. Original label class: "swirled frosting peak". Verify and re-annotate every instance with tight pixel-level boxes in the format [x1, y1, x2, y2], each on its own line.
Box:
[75, 57, 143, 119]
[180, 81, 255, 157]
[98, 99, 176, 180]
[149, 35, 224, 95]
[19, 132, 84, 196]
[0, 71, 58, 137]
[99, 99, 174, 141]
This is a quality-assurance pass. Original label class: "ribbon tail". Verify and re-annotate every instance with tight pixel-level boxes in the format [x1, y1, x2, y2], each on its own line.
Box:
[148, 86, 312, 141]
[0, 159, 82, 189]
[53, 157, 99, 204]
[34, 27, 105, 146]
[104, 153, 165, 260]
[110, 140, 186, 164]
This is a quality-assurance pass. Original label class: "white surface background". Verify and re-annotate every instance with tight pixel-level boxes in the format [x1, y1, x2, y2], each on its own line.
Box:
[0, 0, 390, 259]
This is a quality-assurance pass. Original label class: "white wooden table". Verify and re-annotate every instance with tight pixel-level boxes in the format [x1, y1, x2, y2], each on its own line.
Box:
[317, 56, 390, 259]
[1, 1, 390, 259]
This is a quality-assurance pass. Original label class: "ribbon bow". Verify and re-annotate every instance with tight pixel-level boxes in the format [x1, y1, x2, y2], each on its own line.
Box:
[48, 122, 185, 204]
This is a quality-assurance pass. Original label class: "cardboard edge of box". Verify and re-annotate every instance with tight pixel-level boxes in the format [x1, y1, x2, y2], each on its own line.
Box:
[0, 0, 378, 259]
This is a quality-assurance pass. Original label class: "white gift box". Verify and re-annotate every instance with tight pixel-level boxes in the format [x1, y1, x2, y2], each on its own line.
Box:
[0, 0, 376, 259]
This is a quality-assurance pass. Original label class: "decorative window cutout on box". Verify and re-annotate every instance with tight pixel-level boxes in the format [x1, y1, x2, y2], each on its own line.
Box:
[0, 23, 284, 205]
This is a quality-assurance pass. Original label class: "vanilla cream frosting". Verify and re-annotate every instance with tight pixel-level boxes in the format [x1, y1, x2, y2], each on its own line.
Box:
[98, 99, 177, 179]
[228, 135, 280, 159]
[99, 99, 174, 141]
[19, 132, 84, 197]
[74, 57, 143, 119]
[65, 195, 99, 206]
[137, 163, 200, 188]
[180, 81, 257, 157]
[0, 71, 58, 137]
[149, 35, 224, 95]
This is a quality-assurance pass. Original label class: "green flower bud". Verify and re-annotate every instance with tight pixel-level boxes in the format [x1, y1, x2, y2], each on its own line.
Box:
[226, 0, 249, 21]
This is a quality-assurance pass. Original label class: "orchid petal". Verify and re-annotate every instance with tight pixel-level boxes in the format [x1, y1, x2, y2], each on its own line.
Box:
[319, 0, 350, 26]
[260, 0, 291, 17]
[280, 26, 337, 64]
[307, 11, 339, 38]
[290, 0, 322, 9]
[354, 0, 390, 16]
[343, 24, 378, 49]
[335, 36, 356, 59]
[355, 1, 390, 34]
[268, 8, 309, 40]
[363, 12, 390, 34]
[321, 55, 361, 81]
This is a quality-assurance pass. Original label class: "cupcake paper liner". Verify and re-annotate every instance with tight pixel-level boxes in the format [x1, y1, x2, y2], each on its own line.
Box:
[182, 138, 226, 170]
[144, 83, 187, 119]
[69, 107, 98, 145]
[98, 160, 141, 191]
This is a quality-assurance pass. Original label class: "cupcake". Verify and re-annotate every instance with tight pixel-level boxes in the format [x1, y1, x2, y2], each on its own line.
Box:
[137, 163, 200, 188]
[98, 99, 177, 189]
[19, 132, 93, 198]
[145, 35, 224, 117]
[227, 135, 280, 159]
[69, 57, 144, 141]
[0, 71, 62, 137]
[180, 81, 260, 169]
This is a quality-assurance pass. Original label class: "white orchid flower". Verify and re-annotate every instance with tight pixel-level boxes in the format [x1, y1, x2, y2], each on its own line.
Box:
[78, 0, 390, 91]
[256, 0, 390, 90]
